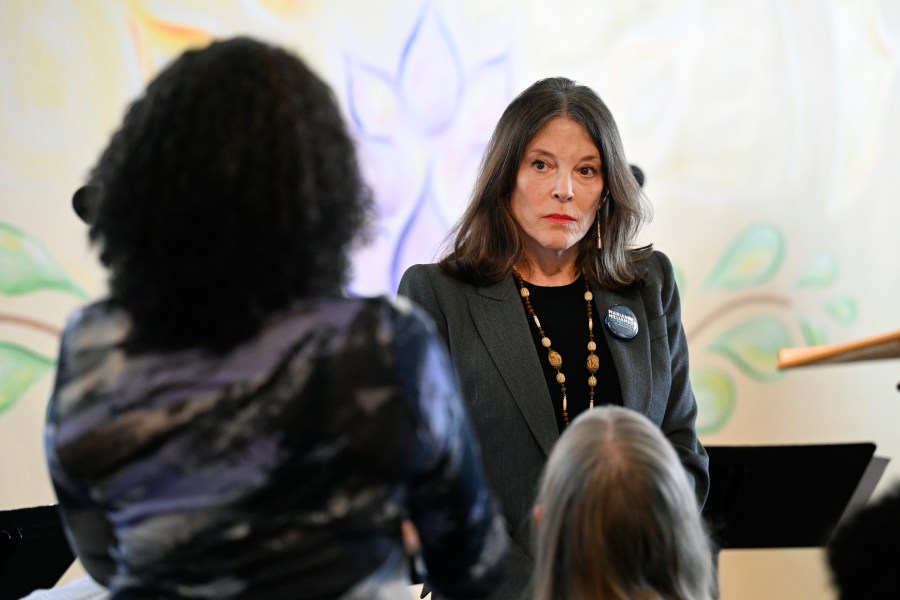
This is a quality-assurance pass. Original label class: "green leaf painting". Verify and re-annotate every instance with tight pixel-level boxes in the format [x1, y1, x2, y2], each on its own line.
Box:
[797, 312, 829, 346]
[685, 220, 858, 435]
[692, 366, 735, 436]
[796, 252, 838, 288]
[0, 221, 86, 416]
[0, 342, 55, 415]
[703, 222, 785, 291]
[824, 296, 858, 325]
[708, 316, 792, 381]
[0, 222, 88, 299]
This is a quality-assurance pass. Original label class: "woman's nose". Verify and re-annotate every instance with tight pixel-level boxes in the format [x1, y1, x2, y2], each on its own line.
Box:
[553, 174, 574, 201]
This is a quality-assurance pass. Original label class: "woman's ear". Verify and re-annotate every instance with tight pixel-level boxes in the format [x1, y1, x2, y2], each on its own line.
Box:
[533, 503, 543, 526]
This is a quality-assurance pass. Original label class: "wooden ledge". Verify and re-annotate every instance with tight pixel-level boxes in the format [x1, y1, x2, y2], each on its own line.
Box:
[778, 329, 900, 369]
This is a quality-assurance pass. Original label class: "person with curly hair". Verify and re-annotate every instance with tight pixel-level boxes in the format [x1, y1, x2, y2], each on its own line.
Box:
[533, 406, 712, 600]
[44, 37, 506, 600]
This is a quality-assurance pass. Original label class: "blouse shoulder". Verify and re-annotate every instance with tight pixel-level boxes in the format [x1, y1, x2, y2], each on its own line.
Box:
[381, 293, 442, 342]
[61, 300, 132, 349]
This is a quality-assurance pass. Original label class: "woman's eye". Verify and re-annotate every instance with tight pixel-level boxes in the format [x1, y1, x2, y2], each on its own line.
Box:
[579, 166, 598, 176]
[531, 159, 547, 171]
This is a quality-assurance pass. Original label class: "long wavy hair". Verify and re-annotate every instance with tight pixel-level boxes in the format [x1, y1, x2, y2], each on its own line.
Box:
[533, 407, 712, 600]
[440, 77, 651, 288]
[88, 37, 371, 351]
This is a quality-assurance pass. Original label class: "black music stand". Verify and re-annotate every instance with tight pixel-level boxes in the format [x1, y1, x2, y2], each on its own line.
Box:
[701, 443, 888, 599]
[0, 504, 75, 600]
[702, 443, 886, 551]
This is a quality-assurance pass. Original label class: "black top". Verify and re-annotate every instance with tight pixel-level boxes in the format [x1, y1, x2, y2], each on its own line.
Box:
[514, 277, 622, 432]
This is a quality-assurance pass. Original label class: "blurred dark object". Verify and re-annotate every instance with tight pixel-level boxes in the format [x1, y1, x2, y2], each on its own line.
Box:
[72, 184, 102, 225]
[702, 443, 885, 550]
[0, 504, 75, 600]
[828, 482, 900, 600]
[629, 164, 645, 188]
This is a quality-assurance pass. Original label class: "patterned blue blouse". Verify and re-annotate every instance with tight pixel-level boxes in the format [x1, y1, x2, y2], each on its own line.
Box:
[45, 296, 506, 599]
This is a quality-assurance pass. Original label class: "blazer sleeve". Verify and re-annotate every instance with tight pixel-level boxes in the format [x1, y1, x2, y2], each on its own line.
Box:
[652, 251, 710, 506]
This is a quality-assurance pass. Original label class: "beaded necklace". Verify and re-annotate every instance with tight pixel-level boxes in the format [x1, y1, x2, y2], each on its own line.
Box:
[513, 268, 600, 427]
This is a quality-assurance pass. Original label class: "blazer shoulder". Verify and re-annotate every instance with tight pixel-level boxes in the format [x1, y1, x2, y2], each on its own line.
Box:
[640, 249, 674, 279]
[636, 249, 683, 314]
[400, 262, 440, 283]
[626, 249, 675, 289]
[399, 263, 471, 294]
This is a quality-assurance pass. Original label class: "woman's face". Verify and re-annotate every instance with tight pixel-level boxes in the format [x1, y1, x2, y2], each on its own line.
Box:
[510, 117, 604, 268]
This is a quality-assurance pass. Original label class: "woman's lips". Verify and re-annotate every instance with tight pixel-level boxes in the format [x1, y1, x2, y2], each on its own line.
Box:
[544, 214, 575, 224]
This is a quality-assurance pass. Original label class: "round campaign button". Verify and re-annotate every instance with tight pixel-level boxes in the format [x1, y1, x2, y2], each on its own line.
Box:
[605, 305, 639, 340]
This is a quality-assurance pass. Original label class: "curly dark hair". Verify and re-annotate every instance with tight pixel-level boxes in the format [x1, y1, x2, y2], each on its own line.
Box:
[88, 37, 371, 351]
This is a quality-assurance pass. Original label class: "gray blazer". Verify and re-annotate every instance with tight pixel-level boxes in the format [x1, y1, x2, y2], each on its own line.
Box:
[398, 250, 708, 600]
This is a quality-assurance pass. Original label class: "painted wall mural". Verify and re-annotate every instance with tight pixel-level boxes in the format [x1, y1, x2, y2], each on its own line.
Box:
[346, 4, 513, 295]
[0, 219, 860, 433]
[682, 221, 858, 434]
[2, 1, 896, 433]
[0, 2, 868, 436]
[0, 222, 87, 414]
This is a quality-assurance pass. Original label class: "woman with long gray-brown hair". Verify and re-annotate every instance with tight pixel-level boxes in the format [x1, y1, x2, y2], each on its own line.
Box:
[533, 406, 712, 600]
[399, 76, 707, 599]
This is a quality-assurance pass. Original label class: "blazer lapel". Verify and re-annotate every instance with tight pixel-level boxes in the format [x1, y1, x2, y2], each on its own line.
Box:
[467, 275, 558, 458]
[592, 285, 652, 417]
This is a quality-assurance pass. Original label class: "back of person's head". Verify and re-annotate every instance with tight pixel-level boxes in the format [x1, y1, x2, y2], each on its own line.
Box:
[533, 406, 711, 600]
[827, 482, 900, 600]
[88, 37, 371, 351]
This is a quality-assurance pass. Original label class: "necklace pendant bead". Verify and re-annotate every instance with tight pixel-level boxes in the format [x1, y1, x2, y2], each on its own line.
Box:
[548, 350, 562, 369]
[513, 268, 600, 430]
